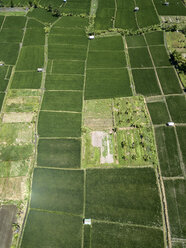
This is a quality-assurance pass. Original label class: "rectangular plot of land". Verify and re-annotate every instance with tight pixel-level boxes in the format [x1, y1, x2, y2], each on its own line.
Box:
[23, 28, 45, 46]
[3, 16, 26, 29]
[164, 179, 186, 239]
[155, 127, 182, 177]
[0, 93, 5, 111]
[153, 0, 186, 16]
[45, 74, 84, 90]
[145, 32, 164, 46]
[91, 222, 164, 248]
[38, 111, 82, 137]
[157, 68, 182, 94]
[21, 210, 82, 248]
[30, 168, 84, 214]
[116, 9, 138, 30]
[177, 126, 186, 166]
[0, 43, 19, 65]
[147, 101, 170, 124]
[85, 68, 132, 100]
[48, 44, 87, 60]
[37, 138, 81, 168]
[0, 66, 8, 91]
[41, 91, 82, 112]
[0, 28, 23, 43]
[126, 35, 146, 48]
[136, 6, 160, 28]
[54, 16, 88, 28]
[150, 46, 171, 67]
[52, 60, 85, 74]
[128, 47, 153, 68]
[89, 36, 124, 51]
[49, 35, 88, 46]
[166, 95, 186, 123]
[132, 69, 161, 96]
[11, 71, 42, 89]
[87, 51, 126, 68]
[26, 19, 44, 29]
[95, 8, 115, 30]
[50, 27, 86, 36]
[85, 168, 162, 227]
[16, 46, 44, 70]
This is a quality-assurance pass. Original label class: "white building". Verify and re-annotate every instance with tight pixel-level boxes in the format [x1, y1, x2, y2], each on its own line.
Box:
[134, 7, 139, 11]
[167, 122, 175, 127]
[37, 68, 44, 72]
[89, 35, 95, 40]
[83, 219, 91, 225]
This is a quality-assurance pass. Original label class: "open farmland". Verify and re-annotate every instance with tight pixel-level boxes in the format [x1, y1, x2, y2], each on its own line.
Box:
[0, 1, 185, 248]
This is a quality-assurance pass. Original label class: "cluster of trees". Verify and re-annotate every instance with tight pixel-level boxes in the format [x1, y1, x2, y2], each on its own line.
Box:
[170, 50, 186, 74]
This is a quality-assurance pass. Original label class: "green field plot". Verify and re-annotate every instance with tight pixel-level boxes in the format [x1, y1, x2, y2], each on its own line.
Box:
[95, 8, 115, 30]
[48, 44, 87, 60]
[37, 138, 81, 168]
[21, 210, 82, 248]
[147, 101, 170, 124]
[0, 66, 9, 91]
[0, 93, 5, 111]
[0, 16, 4, 27]
[30, 168, 84, 214]
[85, 68, 132, 99]
[114, 96, 151, 127]
[0, 160, 30, 178]
[52, 60, 85, 74]
[41, 91, 82, 112]
[164, 179, 186, 238]
[153, 0, 186, 16]
[0, 28, 23, 43]
[83, 225, 90, 248]
[48, 35, 88, 46]
[126, 35, 146, 48]
[27, 8, 58, 24]
[23, 28, 45, 46]
[116, 9, 138, 30]
[0, 144, 33, 161]
[0, 43, 19, 65]
[60, 2, 91, 15]
[45, 74, 84, 90]
[117, 127, 158, 166]
[166, 96, 186, 123]
[3, 16, 26, 28]
[16, 46, 44, 70]
[90, 222, 164, 248]
[50, 27, 85, 36]
[87, 51, 126, 68]
[11, 71, 42, 89]
[150, 46, 171, 67]
[89, 36, 124, 51]
[38, 111, 82, 137]
[26, 19, 44, 29]
[128, 47, 153, 68]
[155, 127, 182, 177]
[172, 242, 186, 248]
[177, 126, 186, 166]
[145, 32, 164, 46]
[54, 16, 88, 28]
[85, 168, 162, 227]
[157, 68, 182, 94]
[132, 69, 161, 96]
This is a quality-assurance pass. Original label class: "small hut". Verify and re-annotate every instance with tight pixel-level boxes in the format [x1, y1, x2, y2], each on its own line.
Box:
[167, 122, 175, 127]
[134, 7, 139, 11]
[83, 219, 91, 225]
[164, 2, 169, 6]
[89, 35, 95, 40]
[37, 68, 44, 72]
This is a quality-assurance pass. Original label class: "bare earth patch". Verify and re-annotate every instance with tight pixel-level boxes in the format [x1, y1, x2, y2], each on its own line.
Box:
[3, 112, 34, 123]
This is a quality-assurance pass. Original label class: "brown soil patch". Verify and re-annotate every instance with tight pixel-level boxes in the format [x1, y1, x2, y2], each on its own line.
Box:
[3, 112, 34, 123]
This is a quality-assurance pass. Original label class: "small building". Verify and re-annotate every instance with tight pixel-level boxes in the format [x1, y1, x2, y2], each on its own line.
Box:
[0, 63, 4, 66]
[134, 7, 139, 11]
[164, 2, 169, 6]
[89, 35, 95, 40]
[63, 0, 67, 2]
[83, 219, 91, 225]
[37, 68, 43, 72]
[167, 122, 175, 127]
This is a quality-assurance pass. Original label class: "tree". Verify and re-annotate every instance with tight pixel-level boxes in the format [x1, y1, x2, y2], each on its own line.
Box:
[47, 4, 52, 12]
[170, 50, 186, 73]
[10, 0, 14, 8]
[28, 0, 33, 7]
[53, 9, 61, 17]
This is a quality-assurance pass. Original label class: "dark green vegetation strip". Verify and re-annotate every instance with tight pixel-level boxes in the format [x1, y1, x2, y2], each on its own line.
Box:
[149, 46, 171, 67]
[85, 168, 162, 227]
[89, 36, 124, 51]
[177, 126, 186, 166]
[91, 222, 164, 248]
[16, 46, 44, 70]
[128, 47, 153, 68]
[52, 60, 85, 74]
[30, 168, 84, 214]
[11, 71, 42, 89]
[166, 96, 186, 123]
[83, 225, 91, 248]
[0, 66, 9, 91]
[157, 68, 182, 95]
[21, 210, 82, 248]
[164, 179, 186, 239]
[41, 91, 83, 112]
[38, 111, 82, 137]
[155, 127, 182, 177]
[147, 101, 170, 124]
[126, 35, 146, 48]
[45, 74, 84, 90]
[85, 69, 132, 99]
[145, 32, 164, 46]
[0, 93, 5, 111]
[132, 69, 161, 96]
[37, 138, 81, 169]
